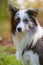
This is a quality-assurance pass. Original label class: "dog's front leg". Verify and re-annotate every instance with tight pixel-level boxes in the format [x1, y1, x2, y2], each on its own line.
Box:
[23, 50, 40, 65]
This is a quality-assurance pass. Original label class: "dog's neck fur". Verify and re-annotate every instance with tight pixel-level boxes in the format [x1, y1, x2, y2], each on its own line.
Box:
[12, 25, 43, 58]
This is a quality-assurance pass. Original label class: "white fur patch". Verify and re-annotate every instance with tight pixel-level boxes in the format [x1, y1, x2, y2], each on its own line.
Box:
[23, 50, 40, 65]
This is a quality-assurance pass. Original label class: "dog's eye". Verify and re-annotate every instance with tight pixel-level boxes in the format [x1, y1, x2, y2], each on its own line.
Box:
[16, 18, 20, 22]
[23, 19, 28, 24]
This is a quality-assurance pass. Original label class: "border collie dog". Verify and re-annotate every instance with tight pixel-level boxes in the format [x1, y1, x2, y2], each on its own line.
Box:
[9, 4, 43, 65]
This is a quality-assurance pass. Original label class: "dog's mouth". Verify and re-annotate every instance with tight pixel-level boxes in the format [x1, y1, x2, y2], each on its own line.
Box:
[16, 31, 27, 36]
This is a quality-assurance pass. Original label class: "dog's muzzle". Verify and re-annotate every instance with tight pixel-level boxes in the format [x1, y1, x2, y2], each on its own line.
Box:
[17, 27, 22, 32]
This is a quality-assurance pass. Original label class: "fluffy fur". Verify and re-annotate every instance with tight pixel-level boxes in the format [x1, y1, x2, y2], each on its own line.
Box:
[9, 4, 43, 65]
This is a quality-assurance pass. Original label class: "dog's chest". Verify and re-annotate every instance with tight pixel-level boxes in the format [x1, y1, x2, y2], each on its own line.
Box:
[13, 32, 33, 50]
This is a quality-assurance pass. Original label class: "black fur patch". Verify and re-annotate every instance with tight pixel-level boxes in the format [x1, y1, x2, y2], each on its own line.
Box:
[9, 4, 19, 34]
[11, 15, 18, 34]
[32, 37, 43, 65]
[26, 9, 38, 17]
[29, 16, 38, 26]
[26, 11, 38, 26]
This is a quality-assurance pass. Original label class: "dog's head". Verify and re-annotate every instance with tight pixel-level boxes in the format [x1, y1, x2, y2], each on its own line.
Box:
[9, 4, 38, 34]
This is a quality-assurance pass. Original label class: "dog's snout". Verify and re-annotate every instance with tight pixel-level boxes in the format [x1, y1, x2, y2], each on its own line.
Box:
[17, 28, 22, 32]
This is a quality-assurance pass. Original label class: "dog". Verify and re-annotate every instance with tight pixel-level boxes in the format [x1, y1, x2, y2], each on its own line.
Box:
[9, 4, 43, 65]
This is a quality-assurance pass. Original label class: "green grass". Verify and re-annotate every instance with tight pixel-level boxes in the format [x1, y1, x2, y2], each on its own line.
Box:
[0, 45, 22, 65]
[0, 53, 22, 65]
[0, 45, 16, 53]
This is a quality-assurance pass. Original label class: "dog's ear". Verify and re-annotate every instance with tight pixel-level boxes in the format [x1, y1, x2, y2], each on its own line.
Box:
[27, 8, 38, 17]
[9, 4, 19, 15]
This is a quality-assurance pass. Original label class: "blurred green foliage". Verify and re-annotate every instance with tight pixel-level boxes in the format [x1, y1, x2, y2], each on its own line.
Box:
[0, 45, 22, 65]
[0, 0, 8, 22]
[0, 53, 21, 65]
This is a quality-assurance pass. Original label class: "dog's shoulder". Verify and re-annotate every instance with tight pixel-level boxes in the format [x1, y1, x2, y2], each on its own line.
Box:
[33, 36, 43, 52]
[32, 36, 43, 65]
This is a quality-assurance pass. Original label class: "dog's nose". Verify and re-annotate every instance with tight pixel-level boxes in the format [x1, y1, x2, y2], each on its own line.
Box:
[17, 28, 22, 32]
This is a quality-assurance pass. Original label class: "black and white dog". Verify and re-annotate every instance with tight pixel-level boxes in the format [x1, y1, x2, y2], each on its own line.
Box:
[9, 4, 43, 65]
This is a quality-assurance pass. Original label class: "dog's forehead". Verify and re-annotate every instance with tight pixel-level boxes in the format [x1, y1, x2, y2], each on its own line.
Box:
[15, 10, 29, 19]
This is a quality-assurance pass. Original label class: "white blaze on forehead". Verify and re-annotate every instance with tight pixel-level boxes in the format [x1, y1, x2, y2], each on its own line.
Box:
[19, 10, 29, 19]
[15, 10, 29, 19]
